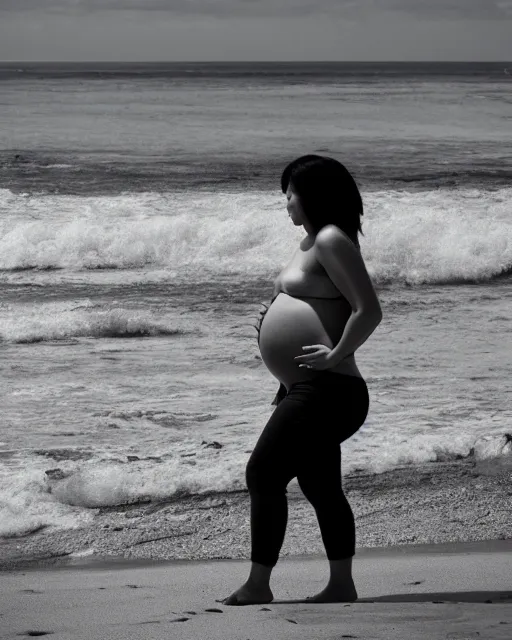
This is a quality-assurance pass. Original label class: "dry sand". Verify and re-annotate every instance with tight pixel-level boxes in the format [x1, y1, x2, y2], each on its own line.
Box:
[1, 458, 511, 639]
[1, 540, 511, 639]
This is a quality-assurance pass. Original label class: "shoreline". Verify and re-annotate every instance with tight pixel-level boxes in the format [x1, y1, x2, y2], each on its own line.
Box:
[1, 458, 510, 573]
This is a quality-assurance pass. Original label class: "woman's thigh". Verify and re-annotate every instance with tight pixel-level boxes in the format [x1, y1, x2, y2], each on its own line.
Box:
[246, 393, 313, 491]
[246, 374, 368, 488]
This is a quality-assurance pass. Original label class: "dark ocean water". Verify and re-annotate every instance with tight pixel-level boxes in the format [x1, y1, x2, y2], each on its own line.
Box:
[1, 61, 511, 195]
[1, 60, 510, 80]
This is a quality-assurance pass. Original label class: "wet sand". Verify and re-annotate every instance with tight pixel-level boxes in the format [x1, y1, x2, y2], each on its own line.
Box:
[1, 458, 510, 571]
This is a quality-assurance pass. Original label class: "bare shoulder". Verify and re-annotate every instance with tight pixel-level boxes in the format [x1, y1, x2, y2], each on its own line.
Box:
[314, 225, 382, 316]
[315, 224, 358, 251]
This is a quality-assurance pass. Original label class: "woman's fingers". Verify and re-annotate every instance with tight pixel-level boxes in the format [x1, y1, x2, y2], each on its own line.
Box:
[294, 355, 314, 364]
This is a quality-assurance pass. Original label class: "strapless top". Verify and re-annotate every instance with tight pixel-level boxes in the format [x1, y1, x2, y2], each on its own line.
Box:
[278, 285, 345, 301]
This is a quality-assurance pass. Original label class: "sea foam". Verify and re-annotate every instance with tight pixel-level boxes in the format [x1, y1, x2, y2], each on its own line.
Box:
[0, 432, 510, 538]
[0, 304, 186, 343]
[1, 187, 510, 285]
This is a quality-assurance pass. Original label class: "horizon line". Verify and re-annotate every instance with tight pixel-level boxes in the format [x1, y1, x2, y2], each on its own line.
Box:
[1, 59, 511, 64]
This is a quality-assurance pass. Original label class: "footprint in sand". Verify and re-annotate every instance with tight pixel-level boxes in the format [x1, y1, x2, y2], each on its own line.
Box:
[171, 605, 275, 622]
[166, 609, 222, 624]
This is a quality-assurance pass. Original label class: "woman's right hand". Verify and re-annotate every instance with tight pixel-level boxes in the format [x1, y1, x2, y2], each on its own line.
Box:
[253, 302, 270, 335]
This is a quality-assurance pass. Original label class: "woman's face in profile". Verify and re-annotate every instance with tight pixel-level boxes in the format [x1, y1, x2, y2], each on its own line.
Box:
[286, 183, 305, 227]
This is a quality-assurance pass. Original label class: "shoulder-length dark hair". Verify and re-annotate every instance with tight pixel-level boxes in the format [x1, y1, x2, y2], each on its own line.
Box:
[280, 155, 364, 248]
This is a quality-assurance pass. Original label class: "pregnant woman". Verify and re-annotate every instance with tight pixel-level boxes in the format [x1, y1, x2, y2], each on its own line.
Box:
[220, 155, 382, 606]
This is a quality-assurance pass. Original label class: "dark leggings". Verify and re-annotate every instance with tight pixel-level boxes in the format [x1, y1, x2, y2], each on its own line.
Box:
[245, 372, 369, 568]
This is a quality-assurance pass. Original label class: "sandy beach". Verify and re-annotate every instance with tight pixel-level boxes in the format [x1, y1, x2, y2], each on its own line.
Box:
[2, 538, 511, 639]
[2, 457, 511, 638]
[1, 55, 511, 640]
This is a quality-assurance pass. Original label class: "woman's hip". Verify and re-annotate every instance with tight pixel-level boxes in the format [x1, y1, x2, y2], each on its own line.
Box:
[278, 372, 369, 438]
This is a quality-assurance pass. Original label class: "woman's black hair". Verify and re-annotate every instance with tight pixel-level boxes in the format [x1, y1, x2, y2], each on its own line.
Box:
[280, 155, 364, 247]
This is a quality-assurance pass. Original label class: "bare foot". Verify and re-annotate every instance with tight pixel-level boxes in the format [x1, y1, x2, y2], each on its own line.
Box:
[218, 582, 274, 606]
[305, 584, 358, 603]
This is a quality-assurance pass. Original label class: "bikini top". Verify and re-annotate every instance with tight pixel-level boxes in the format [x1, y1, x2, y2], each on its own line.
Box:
[280, 290, 345, 300]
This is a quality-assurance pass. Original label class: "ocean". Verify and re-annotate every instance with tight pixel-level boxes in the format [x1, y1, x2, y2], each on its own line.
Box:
[1, 61, 511, 539]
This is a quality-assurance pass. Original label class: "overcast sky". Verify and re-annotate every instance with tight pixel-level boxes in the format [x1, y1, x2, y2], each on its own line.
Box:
[1, 0, 511, 61]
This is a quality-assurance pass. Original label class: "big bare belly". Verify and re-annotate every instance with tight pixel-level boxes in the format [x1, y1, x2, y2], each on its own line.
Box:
[258, 293, 356, 389]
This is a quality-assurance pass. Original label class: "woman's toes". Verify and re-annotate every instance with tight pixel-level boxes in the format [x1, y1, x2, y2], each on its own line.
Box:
[219, 584, 273, 606]
[221, 593, 241, 605]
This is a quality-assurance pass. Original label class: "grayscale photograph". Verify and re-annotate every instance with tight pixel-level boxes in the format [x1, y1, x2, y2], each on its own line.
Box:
[1, 1, 511, 638]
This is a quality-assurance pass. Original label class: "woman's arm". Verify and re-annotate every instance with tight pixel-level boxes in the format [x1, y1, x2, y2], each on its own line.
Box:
[327, 309, 382, 365]
[315, 225, 382, 365]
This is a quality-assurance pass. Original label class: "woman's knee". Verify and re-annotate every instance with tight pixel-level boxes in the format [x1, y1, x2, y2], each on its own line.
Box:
[245, 457, 289, 495]
[245, 457, 271, 493]
[296, 465, 345, 505]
